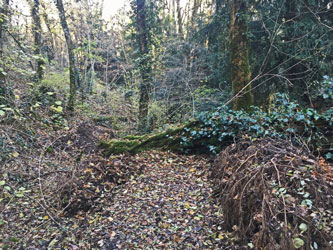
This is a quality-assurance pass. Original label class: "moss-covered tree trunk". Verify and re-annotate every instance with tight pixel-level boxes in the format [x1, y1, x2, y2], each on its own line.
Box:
[31, 0, 44, 83]
[0, 0, 9, 88]
[136, 0, 151, 131]
[55, 0, 80, 112]
[229, 0, 253, 111]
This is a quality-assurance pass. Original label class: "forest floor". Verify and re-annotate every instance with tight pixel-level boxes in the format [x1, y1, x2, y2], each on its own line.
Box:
[96, 152, 227, 249]
[2, 119, 331, 249]
[0, 121, 234, 249]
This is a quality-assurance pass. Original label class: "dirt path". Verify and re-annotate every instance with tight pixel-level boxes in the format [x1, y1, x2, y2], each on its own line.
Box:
[98, 152, 225, 249]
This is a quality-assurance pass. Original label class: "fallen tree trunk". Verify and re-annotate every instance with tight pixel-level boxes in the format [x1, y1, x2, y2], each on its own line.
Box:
[99, 110, 333, 157]
[99, 121, 203, 156]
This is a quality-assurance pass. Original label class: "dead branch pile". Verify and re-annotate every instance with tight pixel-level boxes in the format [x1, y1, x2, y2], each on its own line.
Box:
[53, 121, 114, 153]
[39, 122, 144, 216]
[211, 138, 333, 250]
[59, 153, 146, 216]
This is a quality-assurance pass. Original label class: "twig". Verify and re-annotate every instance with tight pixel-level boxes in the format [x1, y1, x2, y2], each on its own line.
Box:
[271, 158, 288, 233]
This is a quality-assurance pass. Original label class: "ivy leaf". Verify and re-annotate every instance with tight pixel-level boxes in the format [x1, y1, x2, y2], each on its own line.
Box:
[0, 180, 5, 186]
[12, 152, 19, 158]
[301, 199, 313, 208]
[293, 237, 304, 249]
[313, 242, 318, 249]
[299, 223, 307, 232]
[0, 110, 5, 116]
[303, 192, 310, 198]
[247, 243, 254, 249]
[325, 152, 333, 160]
[51, 105, 63, 113]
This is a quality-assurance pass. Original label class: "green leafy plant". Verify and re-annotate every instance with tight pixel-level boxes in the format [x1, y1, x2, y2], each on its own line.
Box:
[180, 93, 332, 155]
[0, 105, 13, 118]
[322, 76, 333, 100]
[50, 100, 67, 128]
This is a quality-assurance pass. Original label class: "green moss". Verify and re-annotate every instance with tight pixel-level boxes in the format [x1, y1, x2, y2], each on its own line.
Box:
[99, 121, 199, 156]
[123, 135, 146, 140]
[129, 131, 180, 154]
[99, 140, 140, 155]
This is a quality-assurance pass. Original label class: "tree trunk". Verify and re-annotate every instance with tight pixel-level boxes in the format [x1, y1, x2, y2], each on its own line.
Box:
[136, 0, 151, 131]
[54, 0, 80, 112]
[31, 0, 44, 83]
[176, 0, 183, 37]
[0, 0, 10, 87]
[40, 2, 57, 63]
[229, 0, 253, 111]
[191, 0, 199, 33]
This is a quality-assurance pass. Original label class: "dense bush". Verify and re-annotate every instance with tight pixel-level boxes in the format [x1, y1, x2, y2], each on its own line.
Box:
[181, 94, 333, 158]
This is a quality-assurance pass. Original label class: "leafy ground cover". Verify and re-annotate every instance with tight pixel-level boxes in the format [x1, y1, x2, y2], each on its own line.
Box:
[1, 92, 332, 249]
[0, 121, 234, 249]
[96, 151, 228, 249]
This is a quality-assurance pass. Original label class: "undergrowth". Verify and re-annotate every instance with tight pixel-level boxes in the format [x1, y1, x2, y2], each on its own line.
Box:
[181, 93, 333, 158]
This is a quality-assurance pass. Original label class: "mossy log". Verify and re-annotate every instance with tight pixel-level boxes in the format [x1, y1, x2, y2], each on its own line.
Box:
[99, 121, 207, 156]
[99, 118, 332, 156]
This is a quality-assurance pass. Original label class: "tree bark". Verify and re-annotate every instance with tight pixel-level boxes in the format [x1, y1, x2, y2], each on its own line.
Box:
[229, 0, 253, 111]
[31, 0, 44, 83]
[136, 0, 151, 131]
[0, 0, 10, 86]
[176, 0, 183, 37]
[54, 0, 80, 112]
[41, 10, 55, 62]
[191, 0, 199, 33]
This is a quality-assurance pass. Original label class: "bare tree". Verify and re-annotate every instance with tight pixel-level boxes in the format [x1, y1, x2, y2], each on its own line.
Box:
[31, 0, 44, 82]
[0, 0, 10, 86]
[136, 0, 151, 131]
[54, 0, 80, 112]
